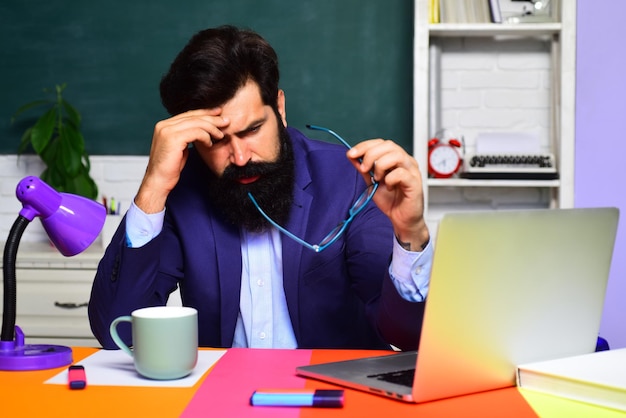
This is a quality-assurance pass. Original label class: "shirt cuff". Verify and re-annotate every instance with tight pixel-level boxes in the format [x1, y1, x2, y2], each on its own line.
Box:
[125, 200, 165, 248]
[388, 237, 433, 302]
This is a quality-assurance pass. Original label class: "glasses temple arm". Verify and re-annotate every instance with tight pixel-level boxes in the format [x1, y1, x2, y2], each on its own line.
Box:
[306, 124, 352, 149]
[247, 193, 321, 252]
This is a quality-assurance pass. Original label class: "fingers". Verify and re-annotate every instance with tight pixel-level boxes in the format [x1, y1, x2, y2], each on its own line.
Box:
[155, 108, 230, 149]
[150, 109, 232, 176]
[346, 139, 420, 187]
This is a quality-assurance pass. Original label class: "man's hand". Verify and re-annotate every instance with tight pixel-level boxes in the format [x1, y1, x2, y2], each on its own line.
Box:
[134, 109, 229, 213]
[347, 139, 429, 251]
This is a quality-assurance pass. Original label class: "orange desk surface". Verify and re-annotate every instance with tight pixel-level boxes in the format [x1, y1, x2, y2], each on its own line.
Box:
[0, 346, 540, 417]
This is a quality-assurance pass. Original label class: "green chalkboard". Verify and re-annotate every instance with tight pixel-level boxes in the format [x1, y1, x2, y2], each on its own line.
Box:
[0, 1, 413, 155]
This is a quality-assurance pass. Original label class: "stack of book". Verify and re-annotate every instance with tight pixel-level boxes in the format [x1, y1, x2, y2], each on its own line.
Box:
[517, 348, 626, 412]
[430, 0, 502, 24]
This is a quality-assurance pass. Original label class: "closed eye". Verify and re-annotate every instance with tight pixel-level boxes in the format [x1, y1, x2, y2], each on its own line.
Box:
[241, 124, 261, 137]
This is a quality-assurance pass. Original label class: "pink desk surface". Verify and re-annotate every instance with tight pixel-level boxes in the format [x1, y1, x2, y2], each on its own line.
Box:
[183, 348, 537, 418]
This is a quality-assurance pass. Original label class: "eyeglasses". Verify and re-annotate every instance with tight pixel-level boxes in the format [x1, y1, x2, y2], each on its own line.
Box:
[247, 125, 379, 252]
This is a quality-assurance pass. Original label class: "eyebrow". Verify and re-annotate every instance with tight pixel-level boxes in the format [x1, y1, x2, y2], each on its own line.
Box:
[232, 116, 268, 137]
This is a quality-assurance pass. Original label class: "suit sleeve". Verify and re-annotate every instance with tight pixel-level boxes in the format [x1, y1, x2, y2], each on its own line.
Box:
[345, 201, 427, 351]
[87, 217, 179, 349]
[375, 269, 427, 351]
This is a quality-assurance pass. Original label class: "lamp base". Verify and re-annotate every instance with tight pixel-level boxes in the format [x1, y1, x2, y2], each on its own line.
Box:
[0, 326, 72, 371]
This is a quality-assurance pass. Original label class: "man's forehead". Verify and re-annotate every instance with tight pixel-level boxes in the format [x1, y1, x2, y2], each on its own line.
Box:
[220, 82, 268, 131]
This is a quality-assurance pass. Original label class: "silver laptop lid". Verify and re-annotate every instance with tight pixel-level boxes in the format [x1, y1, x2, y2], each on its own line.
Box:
[413, 207, 619, 402]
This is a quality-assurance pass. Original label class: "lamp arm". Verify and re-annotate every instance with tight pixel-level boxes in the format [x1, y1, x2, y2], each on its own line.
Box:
[1, 215, 30, 341]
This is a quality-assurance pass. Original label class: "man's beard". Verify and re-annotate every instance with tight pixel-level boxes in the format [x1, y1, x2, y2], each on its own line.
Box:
[204, 124, 295, 232]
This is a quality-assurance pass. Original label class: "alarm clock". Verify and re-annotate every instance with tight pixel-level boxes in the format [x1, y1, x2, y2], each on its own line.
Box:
[428, 137, 463, 178]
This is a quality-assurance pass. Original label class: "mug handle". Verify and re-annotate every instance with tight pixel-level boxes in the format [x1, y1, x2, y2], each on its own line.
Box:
[109, 316, 133, 357]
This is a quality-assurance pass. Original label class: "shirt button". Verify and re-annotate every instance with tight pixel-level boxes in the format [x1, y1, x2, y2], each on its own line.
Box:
[259, 332, 266, 340]
[415, 266, 422, 275]
[257, 279, 264, 287]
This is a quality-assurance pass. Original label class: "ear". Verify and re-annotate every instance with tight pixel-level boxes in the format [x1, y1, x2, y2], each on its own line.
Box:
[277, 89, 287, 127]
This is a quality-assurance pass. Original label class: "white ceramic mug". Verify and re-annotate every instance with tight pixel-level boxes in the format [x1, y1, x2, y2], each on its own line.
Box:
[109, 306, 198, 380]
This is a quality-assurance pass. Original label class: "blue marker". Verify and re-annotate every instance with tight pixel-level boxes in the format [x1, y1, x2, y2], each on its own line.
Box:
[250, 389, 344, 408]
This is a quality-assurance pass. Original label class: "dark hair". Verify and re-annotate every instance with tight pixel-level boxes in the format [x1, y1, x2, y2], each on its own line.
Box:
[160, 25, 280, 116]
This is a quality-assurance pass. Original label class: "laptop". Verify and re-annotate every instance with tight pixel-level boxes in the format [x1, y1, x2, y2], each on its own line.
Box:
[296, 207, 619, 403]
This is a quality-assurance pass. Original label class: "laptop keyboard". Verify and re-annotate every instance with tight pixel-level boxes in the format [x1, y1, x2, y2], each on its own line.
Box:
[367, 368, 415, 388]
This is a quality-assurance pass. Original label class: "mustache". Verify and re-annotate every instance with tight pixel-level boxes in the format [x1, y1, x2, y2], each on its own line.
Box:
[221, 160, 283, 182]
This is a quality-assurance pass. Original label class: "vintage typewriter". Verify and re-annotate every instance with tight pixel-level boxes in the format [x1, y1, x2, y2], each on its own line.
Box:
[460, 153, 559, 180]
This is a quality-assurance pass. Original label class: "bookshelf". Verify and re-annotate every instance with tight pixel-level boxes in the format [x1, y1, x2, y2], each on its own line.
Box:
[413, 0, 576, 237]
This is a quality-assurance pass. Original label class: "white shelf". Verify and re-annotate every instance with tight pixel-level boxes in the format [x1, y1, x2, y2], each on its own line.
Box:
[429, 23, 561, 37]
[0, 241, 104, 269]
[413, 0, 575, 234]
[428, 178, 560, 188]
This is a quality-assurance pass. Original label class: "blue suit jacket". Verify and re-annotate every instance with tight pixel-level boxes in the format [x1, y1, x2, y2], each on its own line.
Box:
[89, 128, 425, 350]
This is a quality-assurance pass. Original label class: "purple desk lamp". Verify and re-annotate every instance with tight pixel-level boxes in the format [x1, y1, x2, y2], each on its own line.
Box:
[0, 176, 106, 370]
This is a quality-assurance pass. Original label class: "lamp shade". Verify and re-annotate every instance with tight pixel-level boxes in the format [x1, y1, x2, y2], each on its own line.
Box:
[16, 176, 106, 256]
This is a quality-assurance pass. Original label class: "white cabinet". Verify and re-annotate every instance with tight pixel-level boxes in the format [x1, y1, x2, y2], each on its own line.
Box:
[413, 0, 575, 237]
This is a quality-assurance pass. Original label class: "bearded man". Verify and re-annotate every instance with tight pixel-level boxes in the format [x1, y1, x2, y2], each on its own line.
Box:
[88, 25, 432, 351]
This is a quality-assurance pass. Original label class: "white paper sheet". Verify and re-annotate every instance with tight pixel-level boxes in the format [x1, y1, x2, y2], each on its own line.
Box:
[45, 349, 227, 387]
[475, 132, 542, 155]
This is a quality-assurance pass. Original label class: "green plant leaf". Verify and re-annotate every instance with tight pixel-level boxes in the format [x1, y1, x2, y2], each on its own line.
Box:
[63, 123, 86, 154]
[10, 99, 51, 123]
[30, 107, 57, 153]
[68, 169, 98, 200]
[58, 127, 82, 177]
[40, 166, 65, 193]
[39, 136, 60, 167]
[61, 99, 81, 127]
[55, 83, 67, 95]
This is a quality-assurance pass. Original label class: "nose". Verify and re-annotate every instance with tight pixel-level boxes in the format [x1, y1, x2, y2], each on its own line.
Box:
[229, 137, 250, 166]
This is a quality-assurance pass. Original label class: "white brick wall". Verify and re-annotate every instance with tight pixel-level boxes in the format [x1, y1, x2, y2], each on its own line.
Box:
[438, 37, 552, 153]
[429, 36, 553, 215]
[0, 154, 147, 243]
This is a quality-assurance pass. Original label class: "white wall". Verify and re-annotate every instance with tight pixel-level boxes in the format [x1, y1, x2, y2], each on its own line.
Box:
[576, 0, 626, 349]
[439, 37, 551, 150]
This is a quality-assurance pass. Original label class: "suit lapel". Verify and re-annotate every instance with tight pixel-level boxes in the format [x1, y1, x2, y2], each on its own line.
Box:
[281, 131, 314, 345]
[212, 217, 242, 347]
[281, 185, 313, 344]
